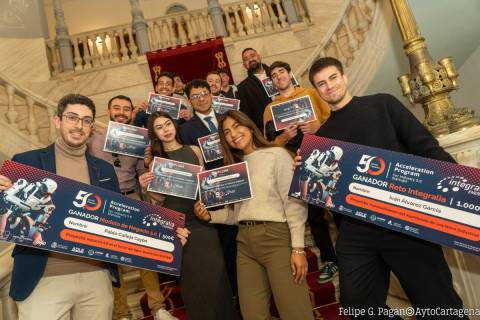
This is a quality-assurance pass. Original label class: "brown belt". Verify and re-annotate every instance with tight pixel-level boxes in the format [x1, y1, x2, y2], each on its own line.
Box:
[238, 220, 272, 226]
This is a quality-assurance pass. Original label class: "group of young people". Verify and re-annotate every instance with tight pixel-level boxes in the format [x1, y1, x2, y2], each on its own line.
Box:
[0, 48, 468, 320]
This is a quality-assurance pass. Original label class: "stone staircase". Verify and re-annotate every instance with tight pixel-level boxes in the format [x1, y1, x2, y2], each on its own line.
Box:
[0, 73, 56, 158]
[132, 246, 343, 320]
[0, 1, 397, 319]
[0, 0, 379, 130]
[110, 224, 341, 319]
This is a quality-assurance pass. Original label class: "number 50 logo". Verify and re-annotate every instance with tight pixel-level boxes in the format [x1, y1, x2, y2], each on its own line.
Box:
[73, 191, 102, 211]
[357, 155, 386, 176]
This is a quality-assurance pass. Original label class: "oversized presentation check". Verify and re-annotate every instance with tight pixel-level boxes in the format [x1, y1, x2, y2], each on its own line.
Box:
[0, 160, 185, 275]
[289, 135, 480, 256]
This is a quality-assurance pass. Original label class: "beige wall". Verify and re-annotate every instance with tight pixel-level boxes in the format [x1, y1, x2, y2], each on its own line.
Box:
[43, 0, 202, 38]
[0, 0, 48, 38]
[451, 45, 480, 116]
[43, 0, 243, 39]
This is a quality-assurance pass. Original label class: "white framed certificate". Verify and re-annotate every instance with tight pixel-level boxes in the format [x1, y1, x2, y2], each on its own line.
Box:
[146, 93, 182, 120]
[103, 121, 149, 158]
[148, 157, 202, 200]
[270, 95, 316, 131]
[198, 162, 252, 208]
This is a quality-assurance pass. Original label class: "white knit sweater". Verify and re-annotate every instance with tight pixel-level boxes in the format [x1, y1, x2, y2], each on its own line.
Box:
[210, 147, 307, 248]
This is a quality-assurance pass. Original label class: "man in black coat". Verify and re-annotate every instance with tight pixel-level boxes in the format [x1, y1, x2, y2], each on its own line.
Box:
[237, 48, 272, 133]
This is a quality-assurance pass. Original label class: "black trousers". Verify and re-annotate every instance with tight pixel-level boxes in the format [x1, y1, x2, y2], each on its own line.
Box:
[216, 223, 238, 295]
[308, 204, 341, 263]
[337, 218, 466, 320]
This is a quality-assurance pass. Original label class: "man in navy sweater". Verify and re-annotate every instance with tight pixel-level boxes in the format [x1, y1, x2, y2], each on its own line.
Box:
[301, 57, 465, 319]
[0, 94, 120, 320]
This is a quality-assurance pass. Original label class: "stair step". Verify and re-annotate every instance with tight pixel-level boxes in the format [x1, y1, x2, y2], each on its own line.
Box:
[140, 304, 350, 320]
[139, 307, 188, 320]
[313, 302, 351, 320]
[269, 270, 336, 318]
[126, 291, 149, 319]
[307, 248, 319, 273]
[139, 280, 183, 316]
[137, 248, 338, 319]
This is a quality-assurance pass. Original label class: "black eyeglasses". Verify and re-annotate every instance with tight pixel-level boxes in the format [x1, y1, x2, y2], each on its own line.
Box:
[62, 113, 94, 127]
[190, 91, 210, 100]
[112, 153, 121, 168]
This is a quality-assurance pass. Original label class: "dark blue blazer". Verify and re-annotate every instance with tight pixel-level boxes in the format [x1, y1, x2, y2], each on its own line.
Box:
[9, 143, 121, 301]
[179, 114, 223, 170]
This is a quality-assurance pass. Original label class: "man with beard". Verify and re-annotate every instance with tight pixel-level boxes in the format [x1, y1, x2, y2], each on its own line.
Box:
[296, 57, 466, 318]
[173, 73, 186, 97]
[263, 61, 338, 284]
[134, 72, 191, 128]
[206, 71, 224, 96]
[237, 48, 272, 133]
[0, 94, 120, 320]
[88, 95, 146, 198]
[87, 95, 177, 320]
[218, 69, 238, 99]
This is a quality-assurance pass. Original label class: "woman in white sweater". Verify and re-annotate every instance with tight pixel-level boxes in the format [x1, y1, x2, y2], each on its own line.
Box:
[194, 110, 314, 320]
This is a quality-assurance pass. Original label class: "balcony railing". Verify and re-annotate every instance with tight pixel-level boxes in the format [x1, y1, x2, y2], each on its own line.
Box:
[147, 8, 216, 50]
[0, 71, 57, 152]
[45, 0, 310, 76]
[47, 22, 140, 75]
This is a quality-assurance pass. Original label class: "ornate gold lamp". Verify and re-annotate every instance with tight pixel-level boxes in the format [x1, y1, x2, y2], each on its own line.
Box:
[390, 0, 478, 136]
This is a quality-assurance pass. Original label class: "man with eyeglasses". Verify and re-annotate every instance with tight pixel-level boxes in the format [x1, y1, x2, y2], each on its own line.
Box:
[179, 79, 239, 303]
[0, 94, 120, 320]
[87, 95, 177, 320]
[134, 72, 192, 128]
[179, 79, 222, 170]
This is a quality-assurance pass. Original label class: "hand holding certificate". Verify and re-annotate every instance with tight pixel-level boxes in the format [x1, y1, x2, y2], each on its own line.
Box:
[270, 95, 316, 131]
[289, 134, 480, 256]
[261, 75, 299, 97]
[198, 162, 252, 208]
[148, 157, 202, 200]
[147, 93, 182, 119]
[104, 121, 150, 158]
[212, 96, 240, 114]
[198, 133, 223, 163]
[0, 160, 185, 275]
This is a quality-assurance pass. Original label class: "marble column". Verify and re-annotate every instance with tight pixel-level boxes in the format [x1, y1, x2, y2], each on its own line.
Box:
[281, 0, 299, 24]
[52, 0, 74, 72]
[129, 0, 150, 54]
[207, 0, 228, 37]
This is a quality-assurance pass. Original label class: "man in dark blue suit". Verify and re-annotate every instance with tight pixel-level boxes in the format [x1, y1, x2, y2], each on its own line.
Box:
[0, 94, 120, 320]
[179, 79, 238, 299]
[180, 79, 223, 170]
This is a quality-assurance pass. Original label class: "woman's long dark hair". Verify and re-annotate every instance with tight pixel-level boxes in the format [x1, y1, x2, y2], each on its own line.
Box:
[218, 110, 273, 165]
[147, 111, 183, 158]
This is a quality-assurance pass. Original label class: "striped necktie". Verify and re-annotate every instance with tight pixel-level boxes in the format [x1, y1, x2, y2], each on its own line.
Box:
[204, 116, 217, 133]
